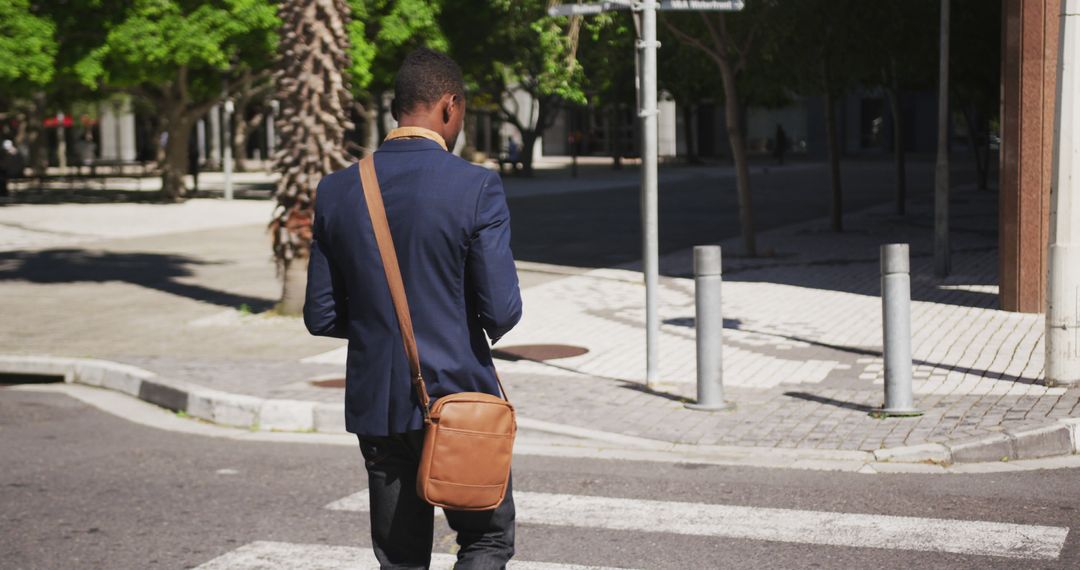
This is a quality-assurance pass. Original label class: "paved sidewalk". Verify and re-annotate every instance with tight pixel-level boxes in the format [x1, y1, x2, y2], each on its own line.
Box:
[1, 183, 1077, 464]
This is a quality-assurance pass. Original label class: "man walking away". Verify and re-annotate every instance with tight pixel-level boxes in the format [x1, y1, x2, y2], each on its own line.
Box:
[304, 48, 523, 569]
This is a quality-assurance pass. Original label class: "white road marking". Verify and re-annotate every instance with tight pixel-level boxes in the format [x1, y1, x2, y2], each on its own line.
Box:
[194, 540, 631, 569]
[326, 490, 1069, 560]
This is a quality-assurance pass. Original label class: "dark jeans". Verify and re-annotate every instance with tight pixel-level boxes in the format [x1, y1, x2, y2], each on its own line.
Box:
[357, 430, 515, 569]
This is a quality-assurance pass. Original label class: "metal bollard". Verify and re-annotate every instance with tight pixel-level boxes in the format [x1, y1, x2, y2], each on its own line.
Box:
[876, 244, 922, 417]
[686, 245, 734, 411]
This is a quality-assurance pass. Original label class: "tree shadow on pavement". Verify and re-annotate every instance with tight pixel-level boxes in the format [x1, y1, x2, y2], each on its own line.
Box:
[0, 248, 275, 311]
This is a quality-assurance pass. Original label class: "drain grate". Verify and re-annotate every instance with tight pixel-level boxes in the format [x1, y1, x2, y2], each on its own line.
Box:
[492, 344, 589, 362]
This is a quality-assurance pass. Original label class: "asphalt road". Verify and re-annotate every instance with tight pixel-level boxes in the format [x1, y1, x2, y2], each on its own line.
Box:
[507, 158, 983, 268]
[3, 386, 1078, 569]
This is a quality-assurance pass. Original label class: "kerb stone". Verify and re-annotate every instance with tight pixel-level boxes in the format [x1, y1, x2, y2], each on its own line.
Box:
[1007, 424, 1074, 459]
[946, 434, 1016, 463]
[260, 399, 316, 432]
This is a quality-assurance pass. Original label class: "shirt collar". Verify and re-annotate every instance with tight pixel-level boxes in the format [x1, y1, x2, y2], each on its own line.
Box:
[384, 126, 448, 151]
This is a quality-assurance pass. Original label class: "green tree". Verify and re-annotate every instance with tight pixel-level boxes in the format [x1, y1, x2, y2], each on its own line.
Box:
[445, 0, 587, 176]
[659, 26, 721, 165]
[347, 0, 448, 154]
[775, 0, 864, 232]
[0, 0, 58, 175]
[576, 12, 636, 168]
[662, 1, 783, 255]
[952, 0, 1000, 191]
[76, 0, 279, 201]
[0, 1, 56, 97]
[846, 0, 936, 215]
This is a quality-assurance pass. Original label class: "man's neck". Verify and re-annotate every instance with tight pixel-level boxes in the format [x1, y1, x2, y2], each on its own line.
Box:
[386, 124, 447, 151]
[397, 116, 443, 138]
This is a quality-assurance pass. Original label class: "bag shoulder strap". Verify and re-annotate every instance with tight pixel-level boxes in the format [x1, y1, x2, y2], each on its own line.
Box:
[358, 157, 508, 422]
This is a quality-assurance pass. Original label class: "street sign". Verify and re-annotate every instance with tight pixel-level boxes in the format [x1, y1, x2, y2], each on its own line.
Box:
[549, 0, 744, 15]
[548, 2, 631, 17]
[659, 0, 744, 10]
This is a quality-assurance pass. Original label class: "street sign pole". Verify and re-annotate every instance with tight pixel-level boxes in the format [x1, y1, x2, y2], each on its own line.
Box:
[639, 0, 661, 387]
[548, 0, 742, 388]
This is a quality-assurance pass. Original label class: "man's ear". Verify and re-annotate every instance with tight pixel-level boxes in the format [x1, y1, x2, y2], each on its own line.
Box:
[390, 98, 400, 121]
[443, 95, 455, 124]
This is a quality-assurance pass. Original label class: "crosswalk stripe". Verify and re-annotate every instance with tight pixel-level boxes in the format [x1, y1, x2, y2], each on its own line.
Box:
[326, 490, 1069, 560]
[194, 540, 632, 569]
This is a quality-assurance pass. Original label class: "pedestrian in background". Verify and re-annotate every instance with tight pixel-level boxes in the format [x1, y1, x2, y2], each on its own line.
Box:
[774, 124, 788, 166]
[0, 140, 22, 197]
[304, 48, 522, 568]
[187, 133, 200, 195]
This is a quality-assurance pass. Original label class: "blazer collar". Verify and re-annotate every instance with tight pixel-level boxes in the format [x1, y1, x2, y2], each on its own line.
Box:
[384, 126, 448, 151]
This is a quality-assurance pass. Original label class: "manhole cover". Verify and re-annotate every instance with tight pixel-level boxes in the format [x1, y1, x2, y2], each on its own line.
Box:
[492, 344, 589, 362]
[310, 378, 346, 388]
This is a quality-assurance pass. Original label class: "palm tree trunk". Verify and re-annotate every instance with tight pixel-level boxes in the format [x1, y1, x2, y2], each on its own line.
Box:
[272, 0, 355, 315]
[279, 257, 308, 316]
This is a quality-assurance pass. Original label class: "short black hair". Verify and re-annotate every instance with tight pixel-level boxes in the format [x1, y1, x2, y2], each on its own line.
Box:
[392, 48, 465, 117]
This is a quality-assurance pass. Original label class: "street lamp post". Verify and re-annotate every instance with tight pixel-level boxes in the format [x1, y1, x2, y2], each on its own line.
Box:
[640, 0, 660, 386]
[934, 0, 951, 278]
[1047, 0, 1080, 386]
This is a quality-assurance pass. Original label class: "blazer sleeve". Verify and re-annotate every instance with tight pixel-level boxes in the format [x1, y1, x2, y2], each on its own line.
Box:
[467, 172, 522, 342]
[304, 199, 349, 339]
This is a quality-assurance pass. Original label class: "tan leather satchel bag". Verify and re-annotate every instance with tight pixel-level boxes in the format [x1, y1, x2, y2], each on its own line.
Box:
[358, 156, 515, 512]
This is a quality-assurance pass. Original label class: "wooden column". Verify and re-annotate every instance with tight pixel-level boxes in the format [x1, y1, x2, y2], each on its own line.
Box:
[1000, 0, 1060, 312]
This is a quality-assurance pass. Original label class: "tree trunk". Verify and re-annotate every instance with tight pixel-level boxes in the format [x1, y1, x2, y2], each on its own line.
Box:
[716, 57, 756, 256]
[682, 102, 700, 165]
[362, 99, 379, 156]
[278, 257, 308, 315]
[520, 130, 538, 177]
[887, 87, 906, 215]
[961, 104, 989, 191]
[609, 105, 622, 170]
[232, 105, 250, 173]
[28, 92, 49, 178]
[823, 90, 843, 232]
[376, 94, 389, 142]
[161, 111, 194, 202]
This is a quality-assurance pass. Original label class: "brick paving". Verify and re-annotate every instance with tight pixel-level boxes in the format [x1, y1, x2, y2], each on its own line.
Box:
[1, 180, 1076, 454]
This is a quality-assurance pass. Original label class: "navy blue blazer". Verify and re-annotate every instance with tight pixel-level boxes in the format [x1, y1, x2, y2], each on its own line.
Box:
[304, 137, 522, 437]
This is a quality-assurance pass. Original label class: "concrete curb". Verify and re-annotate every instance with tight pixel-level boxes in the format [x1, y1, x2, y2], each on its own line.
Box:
[0, 355, 343, 434]
[3, 355, 1078, 466]
[872, 423, 1080, 465]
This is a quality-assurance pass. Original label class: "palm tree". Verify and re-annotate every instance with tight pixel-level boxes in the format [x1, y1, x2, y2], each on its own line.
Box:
[270, 0, 355, 315]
